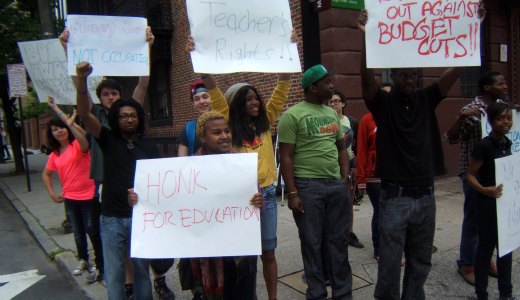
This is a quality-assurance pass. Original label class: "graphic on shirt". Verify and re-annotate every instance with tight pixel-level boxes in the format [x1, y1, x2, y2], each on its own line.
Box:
[304, 115, 339, 136]
[242, 134, 263, 150]
[340, 124, 353, 149]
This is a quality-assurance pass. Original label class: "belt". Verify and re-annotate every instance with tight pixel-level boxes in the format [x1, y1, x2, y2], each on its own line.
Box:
[382, 182, 433, 199]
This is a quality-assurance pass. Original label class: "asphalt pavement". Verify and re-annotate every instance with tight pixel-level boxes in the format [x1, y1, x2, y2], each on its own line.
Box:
[0, 150, 518, 299]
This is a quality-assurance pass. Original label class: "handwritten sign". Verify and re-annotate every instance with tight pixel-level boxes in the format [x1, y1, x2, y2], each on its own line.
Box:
[186, 0, 301, 73]
[18, 39, 102, 105]
[6, 64, 28, 97]
[131, 153, 261, 258]
[481, 109, 520, 153]
[495, 154, 520, 257]
[66, 15, 149, 76]
[365, 0, 482, 68]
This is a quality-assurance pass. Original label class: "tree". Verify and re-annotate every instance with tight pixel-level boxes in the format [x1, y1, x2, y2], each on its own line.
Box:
[0, 0, 42, 172]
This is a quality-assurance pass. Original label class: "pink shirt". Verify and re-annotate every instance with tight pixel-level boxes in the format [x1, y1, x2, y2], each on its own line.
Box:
[45, 140, 95, 200]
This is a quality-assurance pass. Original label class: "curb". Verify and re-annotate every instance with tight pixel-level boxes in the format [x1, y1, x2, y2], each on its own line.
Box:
[0, 179, 106, 300]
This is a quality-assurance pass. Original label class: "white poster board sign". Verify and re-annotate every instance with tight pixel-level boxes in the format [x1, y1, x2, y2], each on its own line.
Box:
[18, 39, 102, 105]
[186, 0, 301, 73]
[481, 109, 519, 153]
[6, 64, 28, 97]
[495, 154, 520, 257]
[365, 0, 482, 68]
[66, 15, 149, 76]
[131, 153, 261, 258]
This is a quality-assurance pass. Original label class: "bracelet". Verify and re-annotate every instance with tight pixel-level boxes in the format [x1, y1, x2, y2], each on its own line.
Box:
[287, 191, 298, 199]
[56, 111, 64, 117]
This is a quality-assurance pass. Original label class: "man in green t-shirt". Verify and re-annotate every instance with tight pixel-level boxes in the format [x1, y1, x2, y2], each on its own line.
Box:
[278, 64, 353, 299]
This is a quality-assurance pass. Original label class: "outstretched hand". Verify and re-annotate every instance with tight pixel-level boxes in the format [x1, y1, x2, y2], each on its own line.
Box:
[59, 28, 69, 50]
[47, 96, 58, 110]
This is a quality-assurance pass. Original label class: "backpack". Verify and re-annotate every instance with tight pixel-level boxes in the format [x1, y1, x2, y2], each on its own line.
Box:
[184, 120, 197, 156]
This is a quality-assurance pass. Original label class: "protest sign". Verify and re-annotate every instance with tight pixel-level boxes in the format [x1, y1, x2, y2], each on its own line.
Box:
[495, 154, 520, 257]
[18, 39, 102, 105]
[131, 153, 261, 258]
[6, 64, 28, 97]
[66, 15, 149, 76]
[365, 0, 482, 68]
[186, 0, 301, 73]
[481, 109, 519, 153]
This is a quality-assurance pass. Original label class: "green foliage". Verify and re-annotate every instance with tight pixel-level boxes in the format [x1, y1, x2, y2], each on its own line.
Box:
[20, 87, 48, 119]
[0, 0, 41, 76]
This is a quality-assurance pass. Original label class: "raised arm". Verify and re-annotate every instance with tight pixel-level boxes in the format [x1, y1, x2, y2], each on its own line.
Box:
[76, 62, 102, 139]
[133, 26, 155, 105]
[437, 68, 459, 97]
[357, 10, 380, 102]
[47, 97, 88, 152]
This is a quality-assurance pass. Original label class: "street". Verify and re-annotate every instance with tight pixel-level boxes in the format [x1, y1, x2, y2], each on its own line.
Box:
[0, 188, 87, 300]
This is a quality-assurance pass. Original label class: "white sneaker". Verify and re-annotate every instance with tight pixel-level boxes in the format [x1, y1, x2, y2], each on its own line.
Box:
[73, 259, 89, 276]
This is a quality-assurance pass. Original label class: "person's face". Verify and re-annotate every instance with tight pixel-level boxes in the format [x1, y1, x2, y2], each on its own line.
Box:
[390, 69, 417, 96]
[200, 119, 231, 154]
[100, 88, 121, 109]
[328, 94, 345, 116]
[485, 75, 509, 100]
[117, 106, 139, 134]
[192, 92, 211, 114]
[312, 76, 334, 103]
[51, 125, 69, 144]
[244, 89, 261, 118]
[491, 108, 513, 136]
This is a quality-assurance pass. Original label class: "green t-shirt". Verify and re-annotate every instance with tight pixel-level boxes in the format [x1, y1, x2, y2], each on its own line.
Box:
[278, 101, 343, 179]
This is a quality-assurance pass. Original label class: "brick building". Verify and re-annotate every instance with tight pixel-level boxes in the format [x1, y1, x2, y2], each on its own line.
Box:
[66, 0, 519, 176]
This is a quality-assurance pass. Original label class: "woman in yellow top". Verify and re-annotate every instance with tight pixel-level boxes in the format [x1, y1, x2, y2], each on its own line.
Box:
[201, 73, 290, 300]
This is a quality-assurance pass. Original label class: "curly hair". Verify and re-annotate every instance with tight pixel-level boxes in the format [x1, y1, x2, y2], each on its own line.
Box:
[486, 101, 511, 125]
[47, 119, 74, 155]
[95, 78, 122, 99]
[227, 85, 269, 148]
[107, 98, 145, 137]
[196, 111, 227, 139]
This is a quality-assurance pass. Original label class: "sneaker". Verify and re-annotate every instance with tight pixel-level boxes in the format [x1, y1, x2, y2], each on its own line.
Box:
[489, 262, 498, 278]
[73, 259, 89, 276]
[126, 283, 134, 300]
[154, 276, 175, 300]
[348, 232, 365, 248]
[86, 266, 103, 284]
[457, 265, 475, 286]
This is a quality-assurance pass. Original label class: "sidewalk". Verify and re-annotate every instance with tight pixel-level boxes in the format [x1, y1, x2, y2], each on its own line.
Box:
[0, 152, 518, 299]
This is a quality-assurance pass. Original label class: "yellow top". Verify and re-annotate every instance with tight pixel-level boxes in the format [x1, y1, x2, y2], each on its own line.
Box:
[208, 80, 290, 187]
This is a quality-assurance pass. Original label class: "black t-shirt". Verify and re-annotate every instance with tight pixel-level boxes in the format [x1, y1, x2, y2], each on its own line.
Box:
[472, 136, 512, 191]
[366, 83, 446, 186]
[96, 127, 159, 218]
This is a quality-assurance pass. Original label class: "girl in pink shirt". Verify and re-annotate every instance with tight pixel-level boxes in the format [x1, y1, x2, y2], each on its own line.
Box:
[42, 97, 103, 279]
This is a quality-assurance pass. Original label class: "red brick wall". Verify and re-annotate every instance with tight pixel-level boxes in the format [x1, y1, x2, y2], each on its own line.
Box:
[146, 0, 305, 138]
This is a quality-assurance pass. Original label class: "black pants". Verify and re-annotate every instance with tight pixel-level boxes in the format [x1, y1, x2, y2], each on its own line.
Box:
[475, 198, 512, 299]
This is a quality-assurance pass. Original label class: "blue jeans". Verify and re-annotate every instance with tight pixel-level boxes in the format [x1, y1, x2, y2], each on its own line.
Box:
[458, 174, 479, 268]
[100, 216, 152, 300]
[260, 184, 278, 251]
[366, 182, 381, 257]
[374, 182, 436, 300]
[293, 178, 352, 300]
[65, 199, 103, 268]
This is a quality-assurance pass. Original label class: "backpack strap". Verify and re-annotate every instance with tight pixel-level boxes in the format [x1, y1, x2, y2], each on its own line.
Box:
[185, 120, 197, 156]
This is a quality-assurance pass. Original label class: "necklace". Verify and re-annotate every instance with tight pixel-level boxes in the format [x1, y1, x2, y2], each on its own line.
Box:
[127, 140, 134, 150]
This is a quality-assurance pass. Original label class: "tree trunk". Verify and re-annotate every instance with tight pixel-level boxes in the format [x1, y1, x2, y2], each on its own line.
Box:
[37, 0, 57, 39]
[0, 75, 25, 173]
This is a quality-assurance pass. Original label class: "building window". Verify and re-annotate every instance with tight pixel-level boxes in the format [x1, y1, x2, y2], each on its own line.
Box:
[148, 32, 172, 126]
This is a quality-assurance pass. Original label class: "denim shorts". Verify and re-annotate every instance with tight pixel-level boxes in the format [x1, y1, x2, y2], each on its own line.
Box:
[260, 184, 278, 251]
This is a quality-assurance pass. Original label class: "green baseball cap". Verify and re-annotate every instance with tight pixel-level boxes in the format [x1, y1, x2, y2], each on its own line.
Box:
[301, 64, 329, 89]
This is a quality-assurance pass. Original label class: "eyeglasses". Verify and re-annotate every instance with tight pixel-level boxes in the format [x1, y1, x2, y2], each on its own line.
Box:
[396, 73, 417, 80]
[328, 99, 341, 105]
[118, 114, 138, 121]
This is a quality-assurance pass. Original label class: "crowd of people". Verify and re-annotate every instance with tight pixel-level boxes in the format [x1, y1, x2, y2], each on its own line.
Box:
[38, 6, 518, 300]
